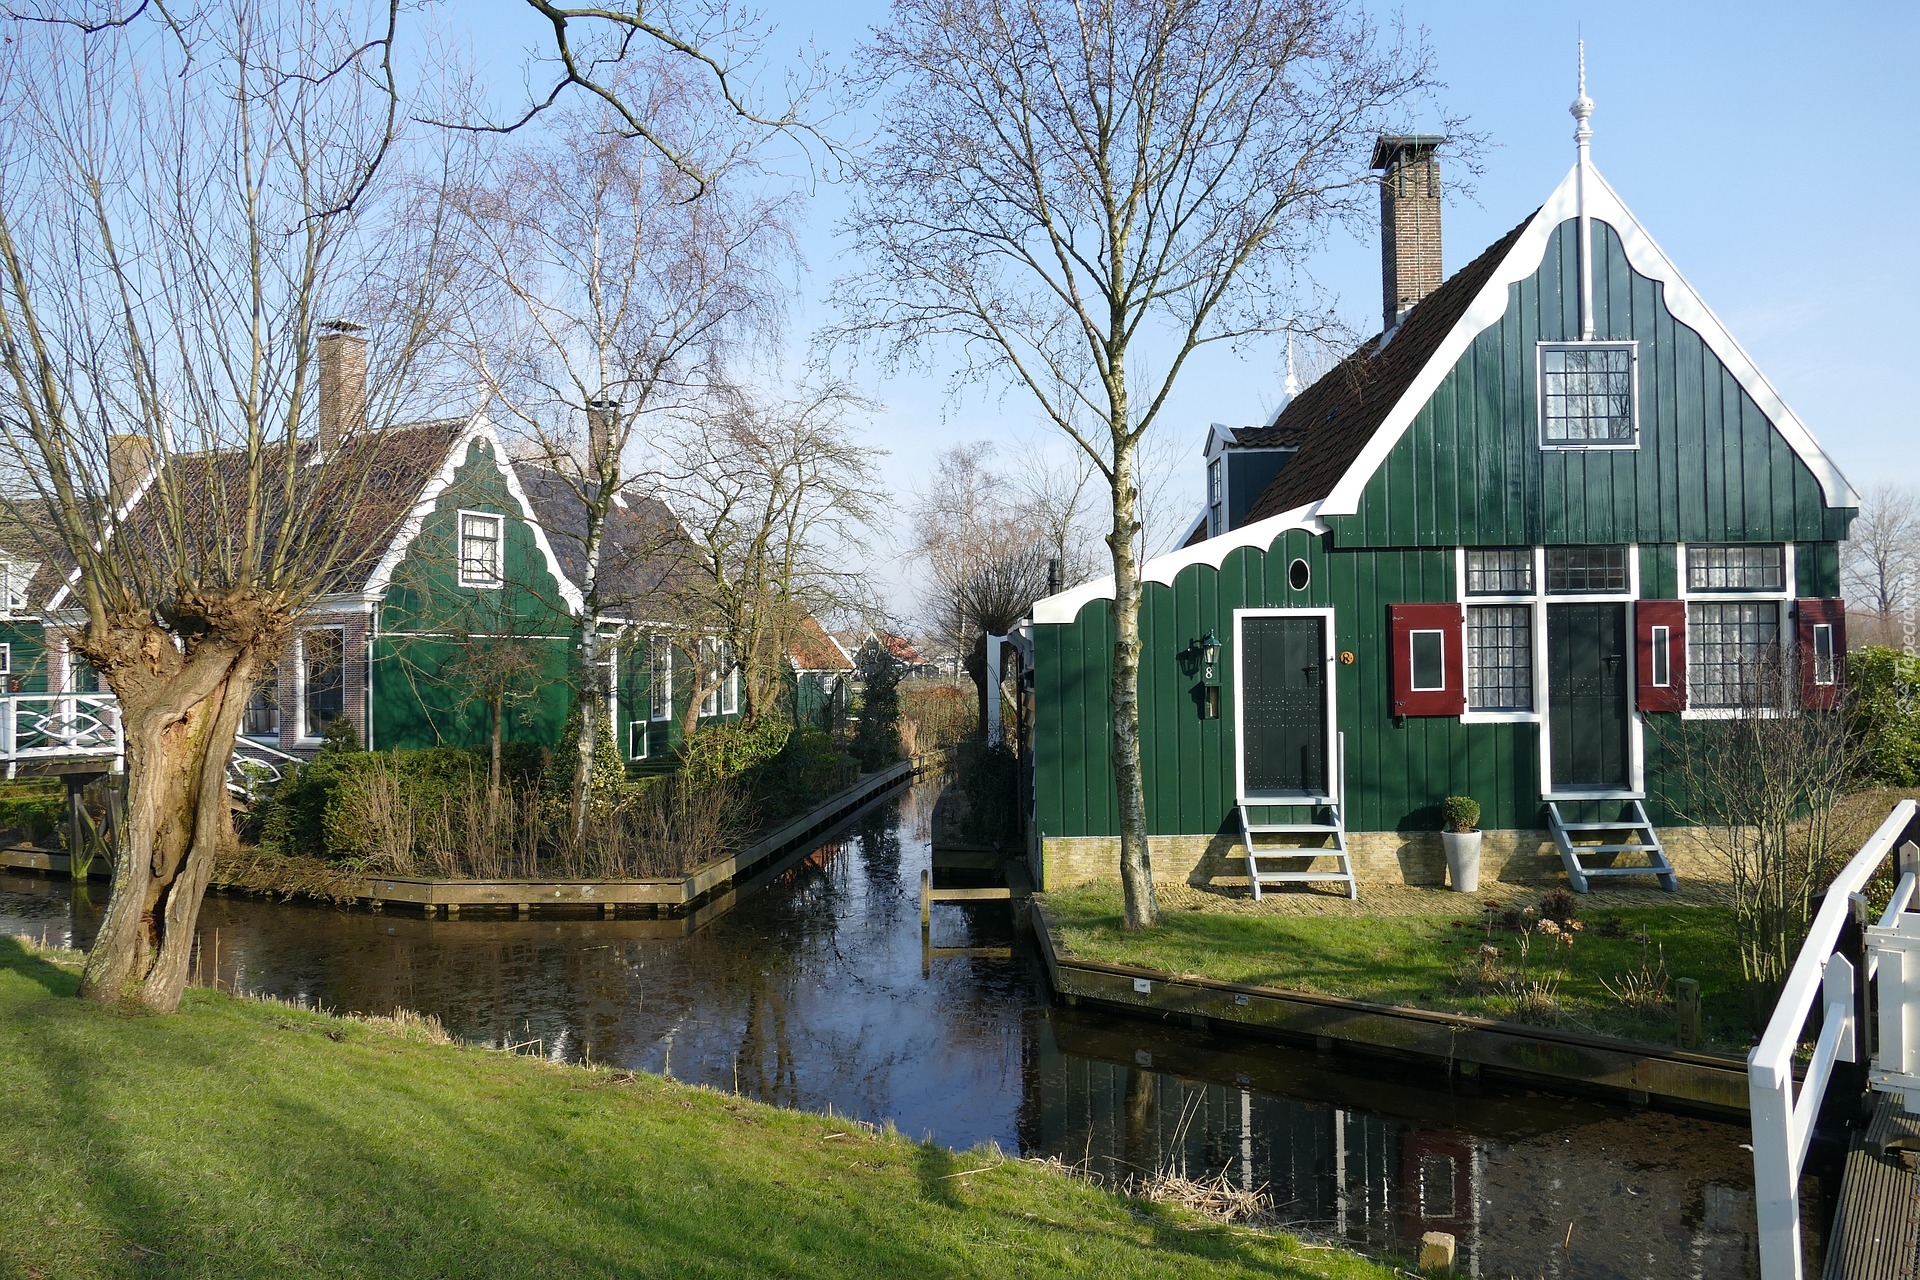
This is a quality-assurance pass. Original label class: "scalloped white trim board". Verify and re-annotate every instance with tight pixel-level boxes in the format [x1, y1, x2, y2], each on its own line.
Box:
[1028, 161, 1858, 627]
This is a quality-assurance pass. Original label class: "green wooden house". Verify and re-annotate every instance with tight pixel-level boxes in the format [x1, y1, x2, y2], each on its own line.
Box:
[1016, 110, 1857, 897]
[0, 327, 752, 767]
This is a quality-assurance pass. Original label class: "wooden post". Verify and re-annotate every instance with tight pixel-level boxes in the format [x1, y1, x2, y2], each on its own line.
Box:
[1676, 978, 1700, 1050]
[920, 868, 931, 937]
[446, 903, 459, 919]
[602, 903, 615, 919]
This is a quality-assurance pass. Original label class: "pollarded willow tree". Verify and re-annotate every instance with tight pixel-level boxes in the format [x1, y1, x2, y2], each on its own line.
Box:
[445, 62, 794, 847]
[0, 5, 468, 1009]
[837, 0, 1453, 927]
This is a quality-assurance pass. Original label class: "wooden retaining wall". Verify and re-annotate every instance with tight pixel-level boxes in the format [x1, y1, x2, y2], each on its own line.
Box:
[1029, 900, 1756, 1113]
[2, 760, 918, 915]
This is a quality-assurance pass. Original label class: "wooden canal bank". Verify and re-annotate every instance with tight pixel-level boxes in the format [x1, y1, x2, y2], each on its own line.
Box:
[1027, 898, 1757, 1113]
[1, 759, 919, 919]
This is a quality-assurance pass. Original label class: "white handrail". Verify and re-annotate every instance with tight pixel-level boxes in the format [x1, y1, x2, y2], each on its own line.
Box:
[1750, 798, 1918, 1280]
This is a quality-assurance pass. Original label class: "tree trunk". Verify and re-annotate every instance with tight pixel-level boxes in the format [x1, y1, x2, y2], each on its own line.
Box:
[1107, 410, 1159, 930]
[963, 632, 990, 742]
[78, 641, 257, 1011]
[570, 624, 601, 847]
[488, 690, 504, 829]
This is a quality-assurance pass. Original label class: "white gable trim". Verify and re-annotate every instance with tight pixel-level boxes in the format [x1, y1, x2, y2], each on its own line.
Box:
[1031, 501, 1328, 625]
[360, 412, 587, 616]
[1317, 163, 1858, 517]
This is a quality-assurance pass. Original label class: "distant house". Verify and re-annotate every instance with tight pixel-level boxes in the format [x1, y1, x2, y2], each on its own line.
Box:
[0, 325, 755, 765]
[787, 616, 855, 728]
[1016, 110, 1857, 897]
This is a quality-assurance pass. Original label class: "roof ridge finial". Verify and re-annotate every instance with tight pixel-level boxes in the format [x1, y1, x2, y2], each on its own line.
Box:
[1283, 332, 1301, 400]
[1571, 38, 1594, 152]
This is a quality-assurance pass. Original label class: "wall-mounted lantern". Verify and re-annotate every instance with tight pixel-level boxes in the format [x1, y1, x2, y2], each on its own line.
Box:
[1196, 630, 1223, 719]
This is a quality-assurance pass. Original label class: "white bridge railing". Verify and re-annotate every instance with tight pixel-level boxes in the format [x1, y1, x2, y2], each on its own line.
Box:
[1750, 797, 1919, 1279]
[0, 693, 124, 772]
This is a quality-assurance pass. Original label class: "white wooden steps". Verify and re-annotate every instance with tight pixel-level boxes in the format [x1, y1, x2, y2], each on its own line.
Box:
[1546, 799, 1678, 893]
[1239, 803, 1356, 901]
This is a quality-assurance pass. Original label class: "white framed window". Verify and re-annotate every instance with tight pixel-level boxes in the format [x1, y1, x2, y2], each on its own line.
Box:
[1649, 625, 1672, 688]
[628, 719, 649, 759]
[1208, 459, 1224, 534]
[300, 626, 346, 738]
[244, 666, 279, 738]
[0, 642, 11, 676]
[698, 637, 737, 717]
[1464, 548, 1533, 596]
[648, 634, 672, 720]
[1466, 605, 1532, 711]
[1408, 630, 1445, 692]
[1546, 545, 1629, 594]
[1538, 342, 1638, 448]
[1686, 543, 1785, 593]
[457, 510, 504, 588]
[0, 560, 35, 616]
[1687, 602, 1781, 711]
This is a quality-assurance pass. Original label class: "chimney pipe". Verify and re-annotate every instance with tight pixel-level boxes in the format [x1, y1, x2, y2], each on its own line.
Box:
[586, 399, 620, 477]
[317, 319, 368, 455]
[106, 434, 154, 509]
[1371, 135, 1445, 333]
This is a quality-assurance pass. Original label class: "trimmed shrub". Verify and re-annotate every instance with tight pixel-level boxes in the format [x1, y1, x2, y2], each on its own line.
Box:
[1441, 796, 1481, 833]
[852, 657, 902, 770]
[1850, 645, 1920, 786]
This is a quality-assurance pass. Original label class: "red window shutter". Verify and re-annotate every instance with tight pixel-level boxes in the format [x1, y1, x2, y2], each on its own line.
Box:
[1795, 598, 1847, 710]
[1388, 603, 1464, 717]
[1634, 600, 1687, 713]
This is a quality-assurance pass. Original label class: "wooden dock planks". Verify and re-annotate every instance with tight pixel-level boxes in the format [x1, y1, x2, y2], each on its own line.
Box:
[1824, 1095, 1920, 1280]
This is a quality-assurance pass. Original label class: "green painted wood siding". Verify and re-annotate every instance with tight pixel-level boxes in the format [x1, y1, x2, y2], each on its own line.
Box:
[372, 439, 578, 752]
[0, 621, 49, 692]
[1327, 221, 1853, 550]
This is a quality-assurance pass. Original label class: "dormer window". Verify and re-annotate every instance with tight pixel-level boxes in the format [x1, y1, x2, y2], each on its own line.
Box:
[1538, 342, 1637, 448]
[1207, 459, 1224, 535]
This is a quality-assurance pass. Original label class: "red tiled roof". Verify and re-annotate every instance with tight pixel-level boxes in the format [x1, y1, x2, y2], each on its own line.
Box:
[790, 615, 852, 671]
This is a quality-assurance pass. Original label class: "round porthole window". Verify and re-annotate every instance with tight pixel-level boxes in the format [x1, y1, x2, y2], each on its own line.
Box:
[1288, 558, 1311, 591]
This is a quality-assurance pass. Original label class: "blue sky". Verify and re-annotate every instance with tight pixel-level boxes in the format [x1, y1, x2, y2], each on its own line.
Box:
[467, 0, 1916, 586]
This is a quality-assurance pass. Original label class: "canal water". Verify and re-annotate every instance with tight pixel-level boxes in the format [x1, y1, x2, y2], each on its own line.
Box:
[0, 778, 1764, 1278]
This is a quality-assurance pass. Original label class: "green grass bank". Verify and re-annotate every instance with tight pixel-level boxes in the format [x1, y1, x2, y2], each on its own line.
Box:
[0, 939, 1396, 1280]
[1044, 887, 1747, 1050]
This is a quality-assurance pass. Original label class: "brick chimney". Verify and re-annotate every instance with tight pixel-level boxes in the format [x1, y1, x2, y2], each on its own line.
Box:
[1372, 135, 1445, 332]
[106, 434, 153, 508]
[586, 399, 619, 476]
[317, 319, 367, 455]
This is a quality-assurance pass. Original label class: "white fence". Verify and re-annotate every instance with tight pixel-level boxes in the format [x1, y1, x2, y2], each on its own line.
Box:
[1749, 797, 1919, 1279]
[0, 693, 124, 772]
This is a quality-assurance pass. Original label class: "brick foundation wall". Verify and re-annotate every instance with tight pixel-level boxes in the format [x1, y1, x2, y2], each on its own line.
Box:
[1040, 827, 1733, 893]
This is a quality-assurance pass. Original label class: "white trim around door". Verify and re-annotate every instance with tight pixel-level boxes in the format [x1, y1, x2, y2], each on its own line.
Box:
[1233, 607, 1339, 806]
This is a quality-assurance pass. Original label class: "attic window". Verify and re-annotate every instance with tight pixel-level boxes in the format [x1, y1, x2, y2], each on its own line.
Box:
[458, 511, 503, 588]
[1538, 342, 1637, 448]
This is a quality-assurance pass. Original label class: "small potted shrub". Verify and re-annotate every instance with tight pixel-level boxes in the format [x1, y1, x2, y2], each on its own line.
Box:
[1441, 795, 1482, 893]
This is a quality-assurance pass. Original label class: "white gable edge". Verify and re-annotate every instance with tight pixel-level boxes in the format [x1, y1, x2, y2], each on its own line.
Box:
[360, 412, 588, 617]
[1317, 163, 1858, 517]
[1030, 501, 1329, 626]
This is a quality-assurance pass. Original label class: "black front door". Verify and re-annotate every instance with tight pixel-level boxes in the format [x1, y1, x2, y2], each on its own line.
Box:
[1547, 603, 1630, 791]
[1240, 615, 1327, 796]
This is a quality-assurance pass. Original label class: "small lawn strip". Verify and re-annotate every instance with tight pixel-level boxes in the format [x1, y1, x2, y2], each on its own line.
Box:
[0, 937, 1395, 1280]
[1044, 885, 1749, 1051]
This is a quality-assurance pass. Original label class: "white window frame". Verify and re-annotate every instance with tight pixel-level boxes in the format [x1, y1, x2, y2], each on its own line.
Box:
[1207, 458, 1224, 536]
[1812, 623, 1837, 687]
[1677, 542, 1795, 720]
[1536, 340, 1640, 451]
[649, 633, 672, 721]
[1407, 629, 1447, 692]
[1649, 625, 1671, 689]
[242, 665, 280, 740]
[628, 718, 649, 760]
[1465, 603, 1534, 713]
[456, 509, 505, 589]
[1231, 607, 1338, 806]
[0, 642, 11, 676]
[296, 624, 348, 742]
[698, 637, 738, 719]
[1453, 545, 1646, 800]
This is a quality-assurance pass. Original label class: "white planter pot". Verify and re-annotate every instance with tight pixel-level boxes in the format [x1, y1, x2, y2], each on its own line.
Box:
[1441, 831, 1483, 894]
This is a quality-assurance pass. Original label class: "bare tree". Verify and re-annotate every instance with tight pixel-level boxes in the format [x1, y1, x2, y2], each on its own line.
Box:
[0, 4, 467, 1008]
[837, 0, 1447, 927]
[652, 383, 883, 744]
[446, 63, 793, 847]
[1843, 482, 1919, 646]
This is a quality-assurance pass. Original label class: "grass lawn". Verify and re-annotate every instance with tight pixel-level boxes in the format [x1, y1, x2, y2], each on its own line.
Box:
[1044, 886, 1751, 1051]
[0, 938, 1396, 1280]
